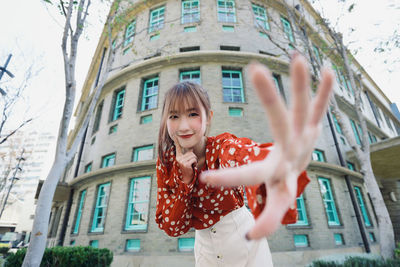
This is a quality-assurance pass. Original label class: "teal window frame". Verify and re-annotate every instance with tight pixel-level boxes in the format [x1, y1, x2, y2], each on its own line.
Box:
[149, 6, 165, 33]
[109, 124, 118, 134]
[222, 69, 244, 103]
[289, 194, 308, 226]
[101, 153, 115, 168]
[89, 240, 99, 248]
[334, 233, 344, 245]
[150, 33, 160, 41]
[318, 177, 341, 226]
[332, 113, 342, 134]
[92, 101, 103, 134]
[293, 234, 308, 247]
[281, 17, 294, 43]
[252, 4, 269, 31]
[228, 107, 243, 117]
[133, 145, 154, 162]
[217, 0, 236, 23]
[184, 26, 197, 32]
[126, 239, 141, 252]
[347, 161, 355, 171]
[180, 70, 201, 84]
[70, 240, 75, 246]
[124, 20, 136, 47]
[312, 149, 325, 162]
[112, 89, 125, 121]
[182, 0, 200, 24]
[84, 163, 92, 173]
[354, 186, 371, 227]
[312, 44, 322, 65]
[91, 182, 111, 233]
[72, 189, 86, 234]
[140, 114, 153, 124]
[222, 25, 234, 32]
[178, 237, 195, 252]
[369, 232, 376, 242]
[272, 74, 285, 98]
[350, 119, 362, 145]
[141, 77, 159, 111]
[125, 177, 151, 231]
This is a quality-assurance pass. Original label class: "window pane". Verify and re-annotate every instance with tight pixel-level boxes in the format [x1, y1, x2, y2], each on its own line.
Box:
[125, 177, 151, 230]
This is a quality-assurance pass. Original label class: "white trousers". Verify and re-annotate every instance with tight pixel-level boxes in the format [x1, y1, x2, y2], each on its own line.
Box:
[194, 206, 273, 267]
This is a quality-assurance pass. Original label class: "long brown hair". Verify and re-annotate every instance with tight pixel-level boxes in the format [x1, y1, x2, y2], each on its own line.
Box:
[158, 81, 211, 164]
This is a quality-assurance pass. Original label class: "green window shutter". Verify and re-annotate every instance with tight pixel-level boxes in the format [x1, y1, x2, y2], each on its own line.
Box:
[354, 186, 371, 227]
[141, 77, 159, 111]
[73, 189, 86, 234]
[125, 177, 151, 230]
[334, 233, 344, 245]
[126, 239, 141, 252]
[84, 163, 92, 173]
[312, 149, 325, 162]
[124, 20, 136, 47]
[222, 25, 235, 32]
[217, 0, 236, 23]
[112, 89, 125, 121]
[228, 107, 243, 117]
[332, 113, 342, 134]
[222, 70, 244, 103]
[281, 17, 294, 43]
[140, 114, 153, 124]
[91, 182, 111, 232]
[180, 70, 201, 84]
[149, 6, 165, 33]
[89, 240, 98, 248]
[182, 0, 200, 24]
[350, 119, 361, 145]
[133, 145, 154, 162]
[289, 194, 308, 226]
[101, 154, 115, 168]
[293, 234, 308, 247]
[252, 4, 269, 31]
[178, 238, 195, 251]
[318, 177, 340, 226]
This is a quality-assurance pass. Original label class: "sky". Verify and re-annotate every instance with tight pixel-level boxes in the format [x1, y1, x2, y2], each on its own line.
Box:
[0, 0, 399, 140]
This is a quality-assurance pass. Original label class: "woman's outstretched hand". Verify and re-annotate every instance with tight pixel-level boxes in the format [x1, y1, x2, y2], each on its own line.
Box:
[200, 54, 334, 240]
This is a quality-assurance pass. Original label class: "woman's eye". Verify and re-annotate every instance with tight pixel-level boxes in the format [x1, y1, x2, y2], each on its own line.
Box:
[169, 115, 178, 119]
[189, 112, 199, 117]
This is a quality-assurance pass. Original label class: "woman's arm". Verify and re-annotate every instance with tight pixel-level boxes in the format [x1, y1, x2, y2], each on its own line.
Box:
[201, 54, 334, 240]
[155, 156, 195, 237]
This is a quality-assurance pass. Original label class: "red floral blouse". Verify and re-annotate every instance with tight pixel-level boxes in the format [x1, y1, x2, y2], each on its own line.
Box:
[155, 132, 310, 237]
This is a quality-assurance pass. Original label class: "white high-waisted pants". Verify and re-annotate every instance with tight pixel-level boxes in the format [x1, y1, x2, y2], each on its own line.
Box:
[194, 206, 273, 267]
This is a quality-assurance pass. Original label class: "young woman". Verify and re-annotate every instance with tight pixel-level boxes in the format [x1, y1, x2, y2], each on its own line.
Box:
[155, 55, 333, 266]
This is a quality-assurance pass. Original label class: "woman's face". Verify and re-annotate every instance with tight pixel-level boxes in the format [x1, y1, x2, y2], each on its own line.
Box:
[167, 103, 208, 150]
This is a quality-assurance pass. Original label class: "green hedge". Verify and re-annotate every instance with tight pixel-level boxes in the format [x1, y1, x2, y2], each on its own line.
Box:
[395, 242, 400, 259]
[311, 256, 400, 267]
[4, 246, 113, 267]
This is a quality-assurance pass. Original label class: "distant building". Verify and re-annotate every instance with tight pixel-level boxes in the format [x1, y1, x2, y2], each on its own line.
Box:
[44, 0, 400, 266]
[0, 130, 55, 236]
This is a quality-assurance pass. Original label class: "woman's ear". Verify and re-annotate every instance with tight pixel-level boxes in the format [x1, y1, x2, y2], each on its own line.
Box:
[208, 110, 214, 123]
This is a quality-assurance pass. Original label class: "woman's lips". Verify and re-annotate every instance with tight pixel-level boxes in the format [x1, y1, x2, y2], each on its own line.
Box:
[179, 134, 194, 139]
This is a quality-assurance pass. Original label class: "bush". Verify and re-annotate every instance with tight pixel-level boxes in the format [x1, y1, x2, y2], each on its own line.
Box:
[0, 246, 10, 257]
[311, 256, 400, 267]
[395, 242, 400, 259]
[4, 246, 113, 267]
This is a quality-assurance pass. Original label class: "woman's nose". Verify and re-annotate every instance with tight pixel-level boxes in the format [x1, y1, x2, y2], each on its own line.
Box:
[178, 117, 190, 130]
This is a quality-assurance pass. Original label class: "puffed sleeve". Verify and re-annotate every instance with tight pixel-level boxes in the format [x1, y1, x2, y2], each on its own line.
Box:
[218, 133, 310, 224]
[155, 151, 197, 237]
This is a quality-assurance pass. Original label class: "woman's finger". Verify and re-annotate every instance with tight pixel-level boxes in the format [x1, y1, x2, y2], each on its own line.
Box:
[290, 55, 311, 136]
[172, 135, 183, 157]
[249, 62, 290, 147]
[309, 68, 334, 126]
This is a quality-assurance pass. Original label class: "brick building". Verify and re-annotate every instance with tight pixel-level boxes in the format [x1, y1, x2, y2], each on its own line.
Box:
[43, 0, 400, 266]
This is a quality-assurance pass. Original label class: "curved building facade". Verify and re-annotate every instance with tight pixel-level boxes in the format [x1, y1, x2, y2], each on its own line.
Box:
[44, 0, 400, 266]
